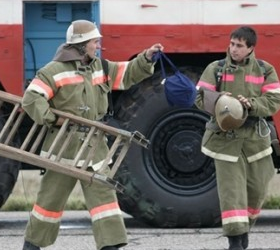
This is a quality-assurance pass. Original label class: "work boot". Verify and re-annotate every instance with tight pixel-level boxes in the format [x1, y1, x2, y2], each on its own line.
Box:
[101, 247, 118, 250]
[227, 235, 244, 250]
[241, 233, 249, 249]
[22, 241, 41, 250]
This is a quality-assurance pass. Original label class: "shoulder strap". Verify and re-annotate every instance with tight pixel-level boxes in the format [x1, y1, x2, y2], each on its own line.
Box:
[101, 59, 114, 117]
[101, 58, 109, 81]
[215, 59, 226, 91]
[257, 59, 267, 80]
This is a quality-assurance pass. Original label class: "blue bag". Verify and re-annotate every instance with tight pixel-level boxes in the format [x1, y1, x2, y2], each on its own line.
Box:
[153, 51, 197, 108]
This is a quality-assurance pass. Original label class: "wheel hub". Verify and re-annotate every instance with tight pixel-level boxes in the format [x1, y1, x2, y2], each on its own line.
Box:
[166, 130, 204, 173]
[145, 109, 216, 195]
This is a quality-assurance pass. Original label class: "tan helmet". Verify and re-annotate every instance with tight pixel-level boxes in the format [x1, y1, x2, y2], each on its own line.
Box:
[215, 95, 248, 131]
[66, 20, 102, 44]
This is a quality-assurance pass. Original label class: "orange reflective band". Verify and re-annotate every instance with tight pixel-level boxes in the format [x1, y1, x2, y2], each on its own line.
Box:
[262, 82, 280, 93]
[92, 75, 111, 85]
[89, 201, 122, 222]
[197, 81, 216, 91]
[55, 75, 84, 87]
[29, 78, 54, 99]
[33, 204, 63, 219]
[222, 209, 249, 225]
[112, 62, 127, 90]
[90, 201, 120, 217]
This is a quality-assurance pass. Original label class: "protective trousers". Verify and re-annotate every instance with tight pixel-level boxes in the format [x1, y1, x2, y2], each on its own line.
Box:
[215, 154, 275, 236]
[24, 168, 127, 250]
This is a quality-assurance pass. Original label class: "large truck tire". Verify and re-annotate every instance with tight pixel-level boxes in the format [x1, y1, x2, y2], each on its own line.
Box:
[114, 73, 221, 228]
[0, 116, 21, 207]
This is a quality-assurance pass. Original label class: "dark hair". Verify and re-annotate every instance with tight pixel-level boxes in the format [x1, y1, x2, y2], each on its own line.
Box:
[230, 26, 257, 48]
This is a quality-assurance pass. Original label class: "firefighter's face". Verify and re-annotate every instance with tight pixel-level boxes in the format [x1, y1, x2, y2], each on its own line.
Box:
[229, 38, 254, 63]
[85, 38, 101, 58]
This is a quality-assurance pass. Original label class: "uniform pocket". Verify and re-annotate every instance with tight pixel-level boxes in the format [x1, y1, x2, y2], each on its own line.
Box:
[96, 83, 110, 116]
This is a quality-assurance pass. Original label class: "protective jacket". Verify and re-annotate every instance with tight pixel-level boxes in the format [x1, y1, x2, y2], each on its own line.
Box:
[22, 44, 156, 249]
[22, 44, 155, 166]
[195, 51, 280, 163]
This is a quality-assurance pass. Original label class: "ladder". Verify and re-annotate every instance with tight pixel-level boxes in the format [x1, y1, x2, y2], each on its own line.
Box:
[0, 90, 149, 193]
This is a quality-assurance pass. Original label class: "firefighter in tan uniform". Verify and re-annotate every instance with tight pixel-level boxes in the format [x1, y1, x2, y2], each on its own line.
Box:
[196, 26, 280, 250]
[21, 20, 163, 250]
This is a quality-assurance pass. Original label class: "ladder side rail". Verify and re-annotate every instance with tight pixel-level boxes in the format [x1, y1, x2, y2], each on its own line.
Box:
[0, 90, 23, 105]
[0, 143, 123, 192]
[72, 127, 97, 168]
[0, 140, 125, 192]
[0, 143, 93, 183]
[51, 109, 133, 139]
[81, 130, 105, 170]
[20, 122, 40, 150]
[55, 125, 77, 162]
[108, 140, 131, 178]
[130, 131, 150, 148]
[0, 103, 20, 143]
[29, 125, 48, 153]
[45, 118, 70, 158]
[4, 110, 26, 145]
[91, 172, 124, 193]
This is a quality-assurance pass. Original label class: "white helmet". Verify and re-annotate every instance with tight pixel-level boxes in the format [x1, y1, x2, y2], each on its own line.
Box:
[66, 20, 102, 44]
[215, 95, 248, 131]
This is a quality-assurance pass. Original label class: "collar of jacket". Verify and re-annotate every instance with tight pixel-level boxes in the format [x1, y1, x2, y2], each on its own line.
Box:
[226, 49, 256, 67]
[52, 43, 97, 65]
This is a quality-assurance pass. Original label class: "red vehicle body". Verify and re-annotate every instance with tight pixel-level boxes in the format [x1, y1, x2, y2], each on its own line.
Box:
[0, 0, 279, 228]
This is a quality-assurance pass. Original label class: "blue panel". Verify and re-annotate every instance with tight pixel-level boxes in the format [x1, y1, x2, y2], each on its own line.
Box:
[23, 2, 100, 80]
[57, 3, 72, 22]
[91, 1, 101, 26]
[91, 1, 101, 57]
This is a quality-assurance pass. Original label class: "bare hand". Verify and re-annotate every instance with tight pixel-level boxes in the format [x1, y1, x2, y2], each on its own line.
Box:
[145, 43, 164, 61]
[237, 94, 251, 109]
[221, 91, 232, 96]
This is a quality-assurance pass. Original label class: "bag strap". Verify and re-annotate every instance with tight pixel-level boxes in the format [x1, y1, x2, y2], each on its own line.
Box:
[101, 59, 114, 117]
[154, 51, 179, 79]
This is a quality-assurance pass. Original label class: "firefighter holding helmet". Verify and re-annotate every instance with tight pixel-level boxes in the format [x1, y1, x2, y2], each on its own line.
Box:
[21, 20, 163, 250]
[195, 26, 280, 250]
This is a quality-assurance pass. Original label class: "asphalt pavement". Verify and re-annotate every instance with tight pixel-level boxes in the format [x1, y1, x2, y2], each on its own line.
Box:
[1, 210, 280, 250]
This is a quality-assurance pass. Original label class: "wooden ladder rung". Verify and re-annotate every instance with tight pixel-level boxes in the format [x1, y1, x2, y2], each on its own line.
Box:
[4, 110, 26, 145]
[45, 119, 70, 159]
[29, 125, 48, 154]
[72, 126, 98, 168]
[55, 125, 77, 162]
[80, 129, 105, 170]
[21, 122, 40, 150]
[108, 140, 131, 178]
[0, 103, 20, 143]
